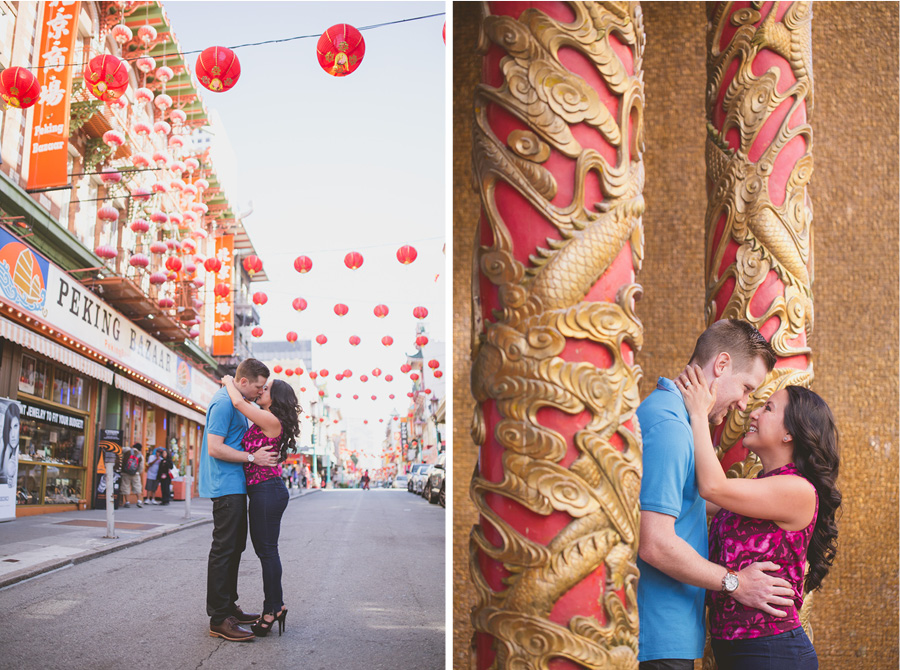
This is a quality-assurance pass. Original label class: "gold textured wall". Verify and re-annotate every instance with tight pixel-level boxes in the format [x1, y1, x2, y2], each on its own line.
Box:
[452, 2, 899, 668]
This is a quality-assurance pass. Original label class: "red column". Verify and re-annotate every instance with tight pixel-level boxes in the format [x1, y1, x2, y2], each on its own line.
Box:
[469, 3, 645, 668]
[704, 2, 814, 474]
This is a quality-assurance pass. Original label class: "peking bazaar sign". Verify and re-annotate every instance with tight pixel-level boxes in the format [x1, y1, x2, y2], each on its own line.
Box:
[212, 235, 234, 356]
[27, 1, 81, 191]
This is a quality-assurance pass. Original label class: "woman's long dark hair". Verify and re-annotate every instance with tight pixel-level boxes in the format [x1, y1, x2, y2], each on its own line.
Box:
[784, 385, 842, 593]
[268, 380, 300, 462]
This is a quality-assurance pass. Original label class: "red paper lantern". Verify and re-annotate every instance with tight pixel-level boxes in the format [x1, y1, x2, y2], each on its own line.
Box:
[343, 251, 364, 270]
[413, 306, 429, 319]
[84, 55, 129, 101]
[336, 374, 343, 381]
[372, 368, 382, 377]
[319, 418, 325, 423]
[0, 67, 40, 108]
[400, 364, 412, 374]
[301, 387, 307, 392]
[293, 297, 308, 311]
[252, 291, 268, 306]
[424, 389, 432, 395]
[353, 395, 359, 400]
[129, 253, 150, 268]
[158, 296, 174, 309]
[286, 369, 294, 377]
[410, 373, 420, 381]
[333, 303, 349, 317]
[165, 256, 183, 272]
[381, 336, 393, 347]
[316, 334, 327, 345]
[242, 256, 262, 277]
[149, 272, 167, 285]
[214, 283, 230, 298]
[294, 256, 313, 274]
[363, 420, 368, 424]
[396, 245, 417, 265]
[385, 375, 393, 382]
[273, 365, 283, 373]
[320, 369, 329, 377]
[416, 335, 429, 347]
[433, 370, 443, 379]
[335, 393, 341, 398]
[373, 304, 389, 318]
[219, 322, 233, 334]
[360, 375, 368, 383]
[407, 392, 413, 398]
[317, 24, 365, 77]
[286, 331, 298, 343]
[295, 368, 304, 375]
[389, 394, 395, 400]
[309, 371, 318, 380]
[428, 359, 440, 369]
[251, 327, 263, 338]
[195, 46, 241, 92]
[130, 219, 150, 234]
[349, 335, 361, 346]
[204, 257, 222, 273]
[371, 395, 377, 401]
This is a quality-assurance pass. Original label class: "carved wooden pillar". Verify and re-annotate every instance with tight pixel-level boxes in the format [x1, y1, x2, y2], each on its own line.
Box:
[704, 0, 815, 653]
[469, 3, 645, 668]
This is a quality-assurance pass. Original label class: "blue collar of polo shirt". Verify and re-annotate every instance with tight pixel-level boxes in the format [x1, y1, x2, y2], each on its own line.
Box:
[655, 376, 691, 422]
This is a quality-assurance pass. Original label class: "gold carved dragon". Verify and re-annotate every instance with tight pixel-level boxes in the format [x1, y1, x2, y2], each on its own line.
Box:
[469, 3, 645, 668]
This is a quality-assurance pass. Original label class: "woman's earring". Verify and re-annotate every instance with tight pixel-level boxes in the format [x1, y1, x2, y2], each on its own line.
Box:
[783, 436, 791, 442]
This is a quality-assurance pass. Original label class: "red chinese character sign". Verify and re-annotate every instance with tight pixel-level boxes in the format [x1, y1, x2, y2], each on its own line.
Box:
[27, 1, 82, 190]
[212, 235, 234, 355]
[317, 24, 365, 77]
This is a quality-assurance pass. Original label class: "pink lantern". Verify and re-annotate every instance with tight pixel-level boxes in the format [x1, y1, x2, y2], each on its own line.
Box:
[192, 228, 209, 240]
[99, 168, 121, 184]
[184, 262, 197, 274]
[166, 239, 179, 251]
[97, 205, 119, 222]
[131, 186, 152, 201]
[154, 121, 171, 136]
[149, 241, 168, 254]
[95, 245, 117, 259]
[166, 270, 178, 282]
[154, 93, 172, 111]
[195, 178, 209, 191]
[381, 336, 393, 346]
[385, 375, 393, 382]
[349, 335, 361, 346]
[181, 238, 197, 254]
[191, 202, 208, 215]
[111, 23, 133, 44]
[109, 96, 128, 111]
[137, 24, 157, 45]
[192, 298, 204, 310]
[132, 121, 152, 136]
[170, 161, 186, 174]
[170, 179, 186, 192]
[360, 375, 369, 383]
[155, 66, 174, 83]
[189, 325, 200, 338]
[158, 296, 174, 308]
[149, 272, 167, 285]
[102, 129, 125, 147]
[168, 212, 183, 226]
[152, 182, 169, 194]
[182, 211, 198, 226]
[150, 211, 168, 224]
[168, 136, 185, 150]
[135, 87, 154, 103]
[192, 277, 205, 289]
[152, 150, 170, 166]
[132, 152, 152, 168]
[169, 109, 187, 125]
[130, 219, 150, 234]
[184, 157, 200, 171]
[183, 183, 198, 196]
[136, 56, 156, 74]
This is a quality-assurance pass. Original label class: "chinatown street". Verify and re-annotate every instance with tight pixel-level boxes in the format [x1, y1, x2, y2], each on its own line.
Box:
[0, 489, 445, 670]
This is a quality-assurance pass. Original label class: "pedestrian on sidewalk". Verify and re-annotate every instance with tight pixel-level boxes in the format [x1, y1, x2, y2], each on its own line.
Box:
[201, 358, 279, 642]
[221, 373, 300, 638]
[156, 448, 174, 505]
[144, 447, 162, 505]
[120, 443, 144, 508]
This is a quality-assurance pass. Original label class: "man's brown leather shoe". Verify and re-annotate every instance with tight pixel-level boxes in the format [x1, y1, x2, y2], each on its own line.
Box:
[209, 616, 255, 641]
[231, 605, 260, 624]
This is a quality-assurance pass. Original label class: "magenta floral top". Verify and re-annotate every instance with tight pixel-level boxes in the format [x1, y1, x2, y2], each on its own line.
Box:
[707, 463, 818, 640]
[242, 423, 282, 486]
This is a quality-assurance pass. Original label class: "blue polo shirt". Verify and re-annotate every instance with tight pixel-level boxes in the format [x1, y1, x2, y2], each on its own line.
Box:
[636, 377, 707, 662]
[199, 387, 249, 498]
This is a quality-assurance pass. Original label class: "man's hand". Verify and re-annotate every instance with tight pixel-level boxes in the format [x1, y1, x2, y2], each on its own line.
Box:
[252, 447, 279, 468]
[732, 562, 795, 617]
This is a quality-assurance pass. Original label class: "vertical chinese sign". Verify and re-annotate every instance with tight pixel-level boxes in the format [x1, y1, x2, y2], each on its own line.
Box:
[27, 1, 81, 191]
[212, 235, 234, 355]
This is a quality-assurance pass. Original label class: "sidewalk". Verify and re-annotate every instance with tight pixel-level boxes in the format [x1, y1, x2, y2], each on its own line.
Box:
[0, 486, 319, 589]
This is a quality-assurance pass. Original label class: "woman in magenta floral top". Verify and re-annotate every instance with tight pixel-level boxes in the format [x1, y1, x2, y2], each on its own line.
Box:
[223, 375, 300, 638]
[677, 366, 840, 670]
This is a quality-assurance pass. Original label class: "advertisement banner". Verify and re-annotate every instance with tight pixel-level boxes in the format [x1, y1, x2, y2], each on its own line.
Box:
[0, 398, 22, 521]
[27, 1, 81, 191]
[212, 235, 234, 356]
[0, 227, 51, 314]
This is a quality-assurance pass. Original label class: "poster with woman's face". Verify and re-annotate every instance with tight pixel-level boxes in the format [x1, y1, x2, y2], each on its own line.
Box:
[0, 397, 23, 521]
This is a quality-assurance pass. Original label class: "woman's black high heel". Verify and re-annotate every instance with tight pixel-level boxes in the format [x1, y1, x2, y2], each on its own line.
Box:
[251, 607, 287, 637]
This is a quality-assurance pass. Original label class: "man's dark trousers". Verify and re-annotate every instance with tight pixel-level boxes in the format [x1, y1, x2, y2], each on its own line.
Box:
[207, 493, 248, 624]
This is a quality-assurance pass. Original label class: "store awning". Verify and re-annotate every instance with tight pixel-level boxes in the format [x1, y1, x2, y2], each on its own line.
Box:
[114, 374, 206, 425]
[0, 317, 113, 385]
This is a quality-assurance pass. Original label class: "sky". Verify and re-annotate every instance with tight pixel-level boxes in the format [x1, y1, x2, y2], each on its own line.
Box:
[161, 1, 447, 452]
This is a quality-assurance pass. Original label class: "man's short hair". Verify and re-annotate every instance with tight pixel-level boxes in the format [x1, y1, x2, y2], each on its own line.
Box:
[688, 319, 776, 372]
[235, 358, 270, 383]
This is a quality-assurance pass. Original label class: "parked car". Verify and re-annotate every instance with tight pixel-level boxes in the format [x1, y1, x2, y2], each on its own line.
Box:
[407, 463, 430, 492]
[412, 464, 434, 495]
[391, 475, 408, 489]
[425, 453, 445, 505]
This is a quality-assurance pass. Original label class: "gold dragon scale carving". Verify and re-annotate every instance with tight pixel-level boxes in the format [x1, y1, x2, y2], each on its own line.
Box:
[470, 3, 645, 668]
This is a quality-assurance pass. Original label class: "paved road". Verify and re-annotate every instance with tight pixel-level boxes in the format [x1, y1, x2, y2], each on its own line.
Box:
[0, 489, 444, 670]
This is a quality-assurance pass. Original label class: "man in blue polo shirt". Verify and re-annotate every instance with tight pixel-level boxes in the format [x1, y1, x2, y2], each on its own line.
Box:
[637, 320, 793, 668]
[201, 358, 278, 642]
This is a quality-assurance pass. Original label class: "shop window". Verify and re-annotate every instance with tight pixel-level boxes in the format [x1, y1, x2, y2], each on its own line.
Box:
[43, 466, 83, 505]
[19, 355, 88, 410]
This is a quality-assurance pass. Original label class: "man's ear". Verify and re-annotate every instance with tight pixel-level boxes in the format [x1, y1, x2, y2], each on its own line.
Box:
[712, 352, 731, 378]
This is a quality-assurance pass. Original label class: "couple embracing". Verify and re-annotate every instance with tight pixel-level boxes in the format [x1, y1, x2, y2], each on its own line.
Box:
[199, 358, 302, 642]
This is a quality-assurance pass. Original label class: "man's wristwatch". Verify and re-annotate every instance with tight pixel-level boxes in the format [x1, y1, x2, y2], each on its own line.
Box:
[721, 568, 739, 594]
[246, 452, 255, 464]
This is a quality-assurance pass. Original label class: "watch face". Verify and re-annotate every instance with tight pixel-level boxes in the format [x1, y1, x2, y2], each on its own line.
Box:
[724, 573, 739, 592]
